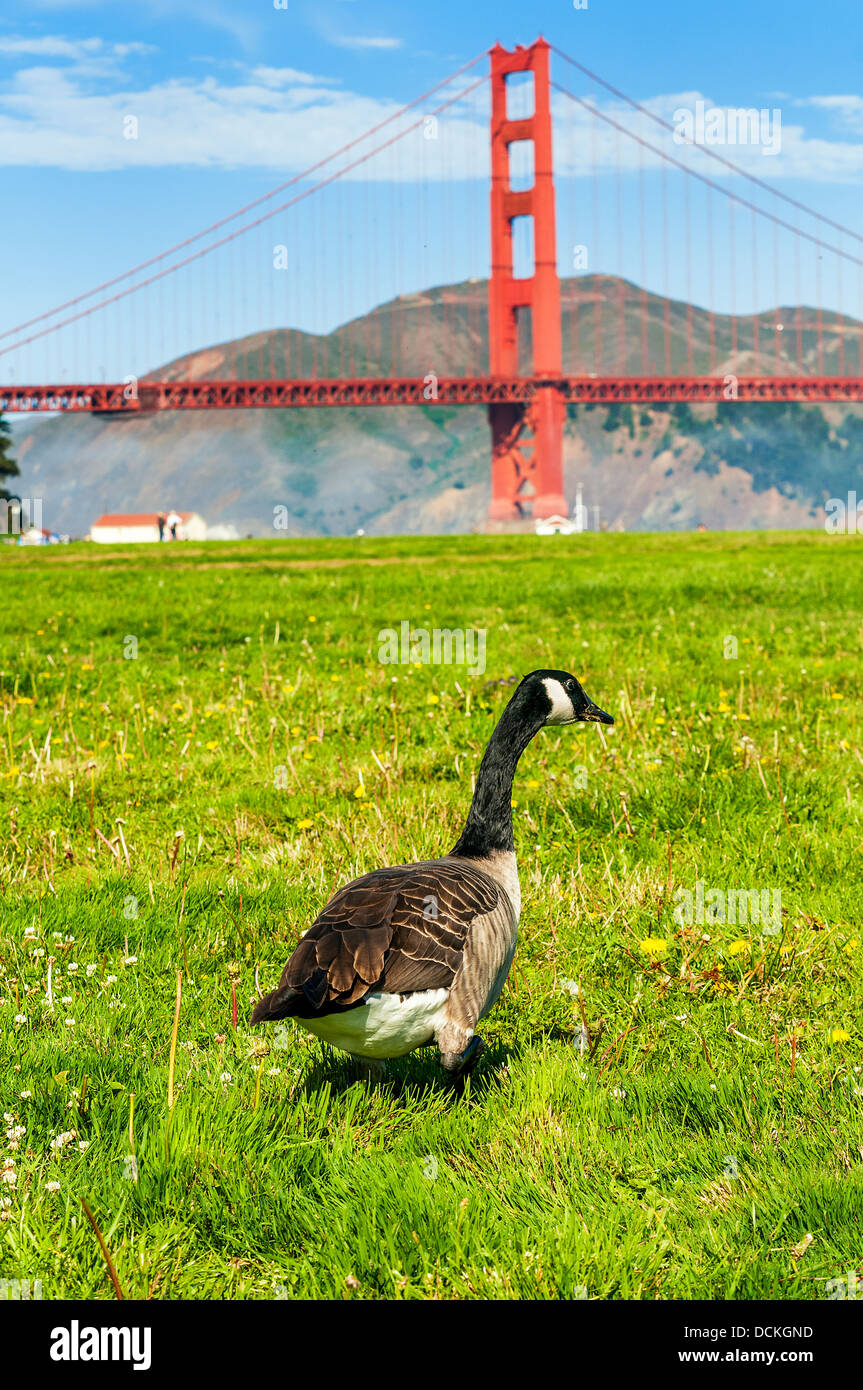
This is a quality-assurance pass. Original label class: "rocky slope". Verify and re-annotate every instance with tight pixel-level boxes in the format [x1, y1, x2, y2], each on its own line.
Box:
[11, 275, 861, 537]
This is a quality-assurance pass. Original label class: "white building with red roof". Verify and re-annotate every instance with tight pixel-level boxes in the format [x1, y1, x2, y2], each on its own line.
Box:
[89, 511, 207, 544]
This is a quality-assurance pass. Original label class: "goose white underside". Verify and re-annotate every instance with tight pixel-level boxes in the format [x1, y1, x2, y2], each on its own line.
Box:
[298, 987, 451, 1060]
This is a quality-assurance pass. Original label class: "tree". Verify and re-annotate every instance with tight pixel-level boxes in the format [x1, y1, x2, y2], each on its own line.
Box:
[0, 413, 19, 501]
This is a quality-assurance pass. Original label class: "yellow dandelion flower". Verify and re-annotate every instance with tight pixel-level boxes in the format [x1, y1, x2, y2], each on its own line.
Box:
[296, 819, 313, 830]
[829, 1027, 851, 1043]
[353, 786, 366, 799]
[639, 937, 668, 956]
[717, 703, 732, 714]
[308, 616, 317, 623]
[426, 694, 440, 705]
[843, 939, 859, 954]
[205, 740, 218, 751]
[291, 725, 301, 735]
[728, 940, 750, 956]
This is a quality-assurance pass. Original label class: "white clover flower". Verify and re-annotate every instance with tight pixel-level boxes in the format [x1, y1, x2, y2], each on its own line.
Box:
[219, 1072, 232, 1085]
[85, 964, 97, 977]
[23, 927, 36, 940]
[78, 1141, 90, 1152]
[33, 948, 45, 959]
[1, 1170, 16, 1187]
[64, 1018, 75, 1028]
[61, 996, 72, 1006]
[19, 1091, 31, 1100]
[46, 1181, 61, 1192]
[13, 1014, 26, 1026]
[123, 956, 138, 966]
[49, 1131, 76, 1151]
[67, 963, 78, 974]
[105, 975, 118, 986]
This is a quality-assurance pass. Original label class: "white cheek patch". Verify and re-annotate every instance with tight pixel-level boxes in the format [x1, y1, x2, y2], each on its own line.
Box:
[542, 677, 576, 725]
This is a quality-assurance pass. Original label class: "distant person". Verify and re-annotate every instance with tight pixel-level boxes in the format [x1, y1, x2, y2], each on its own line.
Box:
[157, 512, 166, 542]
[166, 509, 181, 541]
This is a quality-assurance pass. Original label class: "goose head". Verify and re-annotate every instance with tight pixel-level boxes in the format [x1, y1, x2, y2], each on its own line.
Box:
[521, 669, 614, 728]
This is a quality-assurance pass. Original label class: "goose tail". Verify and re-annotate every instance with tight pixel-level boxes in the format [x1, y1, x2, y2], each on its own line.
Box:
[250, 983, 302, 1025]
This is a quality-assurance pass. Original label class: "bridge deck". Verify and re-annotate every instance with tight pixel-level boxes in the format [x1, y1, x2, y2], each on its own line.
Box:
[3, 376, 863, 412]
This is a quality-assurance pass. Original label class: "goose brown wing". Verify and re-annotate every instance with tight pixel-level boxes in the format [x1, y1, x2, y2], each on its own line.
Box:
[267, 859, 501, 1016]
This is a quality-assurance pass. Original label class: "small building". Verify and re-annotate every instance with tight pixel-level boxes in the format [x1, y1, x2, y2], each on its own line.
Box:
[535, 514, 578, 536]
[89, 512, 207, 544]
[535, 485, 596, 536]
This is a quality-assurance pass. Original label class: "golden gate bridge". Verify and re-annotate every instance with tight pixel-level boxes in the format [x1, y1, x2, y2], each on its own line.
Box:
[2, 38, 862, 520]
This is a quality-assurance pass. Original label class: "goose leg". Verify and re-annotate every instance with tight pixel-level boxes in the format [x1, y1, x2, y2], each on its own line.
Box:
[351, 1056, 388, 1084]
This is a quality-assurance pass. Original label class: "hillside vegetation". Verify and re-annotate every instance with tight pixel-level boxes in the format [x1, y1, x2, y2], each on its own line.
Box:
[13, 276, 863, 538]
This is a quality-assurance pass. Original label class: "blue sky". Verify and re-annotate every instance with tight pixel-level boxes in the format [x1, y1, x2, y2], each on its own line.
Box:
[3, 0, 863, 381]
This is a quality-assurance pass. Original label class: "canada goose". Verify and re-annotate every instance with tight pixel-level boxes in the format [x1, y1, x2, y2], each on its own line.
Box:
[251, 670, 613, 1079]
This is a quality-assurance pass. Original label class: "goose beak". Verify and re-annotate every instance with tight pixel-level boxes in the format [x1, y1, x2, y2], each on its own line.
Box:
[580, 701, 614, 725]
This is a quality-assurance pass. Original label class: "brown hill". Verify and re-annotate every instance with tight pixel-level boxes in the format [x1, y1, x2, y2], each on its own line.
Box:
[13, 275, 862, 538]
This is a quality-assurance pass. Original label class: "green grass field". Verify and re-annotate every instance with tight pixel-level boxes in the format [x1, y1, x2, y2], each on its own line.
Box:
[0, 530, 861, 1301]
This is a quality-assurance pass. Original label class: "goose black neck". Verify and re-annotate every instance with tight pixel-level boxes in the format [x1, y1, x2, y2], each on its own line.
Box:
[450, 695, 544, 859]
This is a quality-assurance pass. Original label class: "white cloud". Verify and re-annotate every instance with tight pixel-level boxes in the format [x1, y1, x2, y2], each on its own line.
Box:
[328, 35, 403, 51]
[23, 0, 261, 50]
[797, 95, 863, 133]
[249, 66, 341, 89]
[550, 88, 863, 184]
[0, 35, 155, 59]
[0, 47, 861, 187]
[0, 47, 484, 176]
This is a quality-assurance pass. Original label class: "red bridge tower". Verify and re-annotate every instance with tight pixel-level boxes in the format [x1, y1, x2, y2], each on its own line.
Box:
[488, 38, 567, 521]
